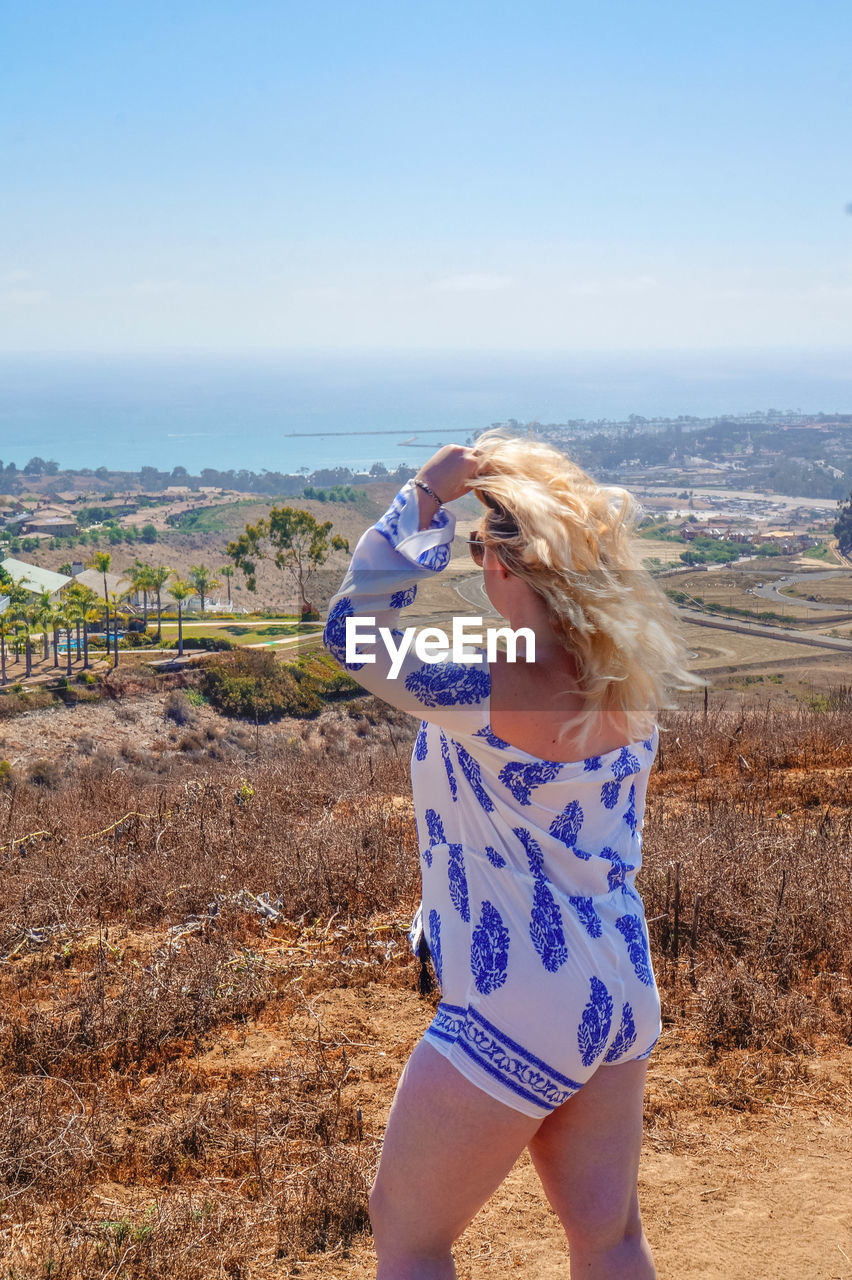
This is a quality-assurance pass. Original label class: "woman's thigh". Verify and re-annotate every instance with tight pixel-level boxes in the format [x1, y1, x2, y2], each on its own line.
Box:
[526, 1059, 649, 1250]
[370, 1038, 542, 1258]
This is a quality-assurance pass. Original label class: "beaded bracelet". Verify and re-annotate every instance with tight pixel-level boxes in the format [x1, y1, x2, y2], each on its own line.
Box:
[413, 477, 444, 506]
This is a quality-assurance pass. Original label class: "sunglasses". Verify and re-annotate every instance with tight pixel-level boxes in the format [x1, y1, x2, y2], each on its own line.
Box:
[467, 535, 485, 566]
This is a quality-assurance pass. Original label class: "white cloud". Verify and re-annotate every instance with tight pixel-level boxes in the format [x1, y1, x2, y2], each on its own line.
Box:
[429, 273, 514, 294]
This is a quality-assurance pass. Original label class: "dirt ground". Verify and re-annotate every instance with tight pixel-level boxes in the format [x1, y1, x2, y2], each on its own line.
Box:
[189, 975, 852, 1280]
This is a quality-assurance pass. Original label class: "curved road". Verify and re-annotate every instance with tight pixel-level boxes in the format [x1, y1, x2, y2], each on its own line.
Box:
[750, 567, 852, 613]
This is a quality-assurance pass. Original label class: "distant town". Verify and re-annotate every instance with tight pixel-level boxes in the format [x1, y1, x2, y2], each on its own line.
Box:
[2, 409, 849, 571]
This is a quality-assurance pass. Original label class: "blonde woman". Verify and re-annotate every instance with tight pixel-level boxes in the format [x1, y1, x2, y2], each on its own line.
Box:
[323, 432, 699, 1279]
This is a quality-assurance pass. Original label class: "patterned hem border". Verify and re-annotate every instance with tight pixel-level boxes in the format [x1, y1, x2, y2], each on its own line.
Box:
[426, 1002, 583, 1112]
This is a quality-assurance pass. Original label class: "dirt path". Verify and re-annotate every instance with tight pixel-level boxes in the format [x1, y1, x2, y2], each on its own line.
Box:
[261, 984, 852, 1280]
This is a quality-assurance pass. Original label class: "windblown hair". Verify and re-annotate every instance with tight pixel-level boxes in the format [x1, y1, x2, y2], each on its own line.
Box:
[471, 427, 704, 747]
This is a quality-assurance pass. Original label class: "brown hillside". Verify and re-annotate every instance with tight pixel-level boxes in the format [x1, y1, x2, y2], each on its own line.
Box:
[0, 693, 850, 1277]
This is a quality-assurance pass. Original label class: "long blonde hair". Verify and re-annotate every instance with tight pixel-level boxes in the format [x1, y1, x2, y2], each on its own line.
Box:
[471, 427, 703, 746]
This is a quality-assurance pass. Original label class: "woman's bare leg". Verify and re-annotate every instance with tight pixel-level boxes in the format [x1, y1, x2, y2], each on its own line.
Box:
[369, 1039, 542, 1279]
[527, 1058, 656, 1279]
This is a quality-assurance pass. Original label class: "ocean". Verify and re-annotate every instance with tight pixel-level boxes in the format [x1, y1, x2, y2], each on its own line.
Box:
[1, 348, 850, 477]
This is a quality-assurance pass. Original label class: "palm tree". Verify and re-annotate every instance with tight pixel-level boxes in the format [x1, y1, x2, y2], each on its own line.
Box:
[189, 563, 219, 615]
[81, 602, 101, 670]
[148, 565, 171, 643]
[55, 600, 75, 677]
[7, 583, 33, 678]
[130, 561, 155, 632]
[90, 551, 112, 641]
[105, 582, 131, 669]
[219, 564, 235, 608]
[19, 605, 35, 679]
[67, 583, 99, 668]
[0, 613, 11, 685]
[168, 576, 193, 657]
[50, 601, 63, 668]
[31, 590, 52, 663]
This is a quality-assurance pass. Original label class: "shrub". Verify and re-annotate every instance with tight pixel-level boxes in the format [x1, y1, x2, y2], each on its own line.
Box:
[200, 649, 324, 720]
[180, 636, 233, 651]
[27, 757, 63, 789]
[164, 691, 196, 726]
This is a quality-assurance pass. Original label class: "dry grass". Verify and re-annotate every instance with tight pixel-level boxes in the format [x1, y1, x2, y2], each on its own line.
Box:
[0, 693, 850, 1275]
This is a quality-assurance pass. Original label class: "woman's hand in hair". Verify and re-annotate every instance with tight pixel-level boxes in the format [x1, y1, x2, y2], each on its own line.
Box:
[416, 444, 483, 505]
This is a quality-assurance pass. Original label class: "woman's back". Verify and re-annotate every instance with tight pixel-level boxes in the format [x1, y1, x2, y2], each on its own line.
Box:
[487, 648, 637, 764]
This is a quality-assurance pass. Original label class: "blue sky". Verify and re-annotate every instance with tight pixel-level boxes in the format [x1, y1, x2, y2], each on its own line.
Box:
[2, 0, 850, 351]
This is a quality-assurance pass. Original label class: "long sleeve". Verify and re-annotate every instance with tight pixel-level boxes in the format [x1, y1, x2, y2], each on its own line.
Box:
[323, 481, 491, 733]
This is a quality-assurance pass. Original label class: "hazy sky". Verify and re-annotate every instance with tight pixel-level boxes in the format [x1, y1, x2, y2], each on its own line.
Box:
[2, 0, 850, 352]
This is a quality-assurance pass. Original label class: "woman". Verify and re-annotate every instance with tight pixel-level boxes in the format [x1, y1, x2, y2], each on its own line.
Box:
[323, 432, 699, 1279]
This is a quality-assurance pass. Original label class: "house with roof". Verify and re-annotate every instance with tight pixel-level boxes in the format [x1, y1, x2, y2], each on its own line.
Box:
[0, 557, 72, 615]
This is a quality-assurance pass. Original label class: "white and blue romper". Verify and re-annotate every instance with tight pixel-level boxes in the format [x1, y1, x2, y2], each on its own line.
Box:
[323, 481, 662, 1119]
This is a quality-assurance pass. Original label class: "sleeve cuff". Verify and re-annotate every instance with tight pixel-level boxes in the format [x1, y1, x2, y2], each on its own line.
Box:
[374, 480, 456, 572]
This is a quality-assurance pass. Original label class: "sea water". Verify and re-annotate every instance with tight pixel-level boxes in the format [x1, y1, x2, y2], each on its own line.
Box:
[1, 348, 849, 476]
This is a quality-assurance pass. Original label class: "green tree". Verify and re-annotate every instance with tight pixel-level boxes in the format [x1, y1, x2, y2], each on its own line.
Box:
[219, 563, 235, 607]
[189, 563, 219, 614]
[106, 583, 130, 668]
[148, 565, 171, 643]
[130, 561, 155, 631]
[169, 576, 193, 657]
[227, 507, 349, 615]
[55, 600, 76, 676]
[0, 613, 12, 685]
[836, 489, 852, 556]
[91, 551, 112, 636]
[30, 590, 52, 663]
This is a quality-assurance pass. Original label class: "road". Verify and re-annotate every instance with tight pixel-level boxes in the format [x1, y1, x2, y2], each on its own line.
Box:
[749, 568, 852, 613]
[451, 574, 852, 655]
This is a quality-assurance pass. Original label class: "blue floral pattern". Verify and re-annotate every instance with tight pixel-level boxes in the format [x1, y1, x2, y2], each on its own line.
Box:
[601, 848, 636, 893]
[454, 741, 495, 812]
[473, 724, 509, 750]
[498, 759, 564, 806]
[440, 732, 458, 801]
[568, 895, 603, 939]
[471, 901, 511, 995]
[623, 783, 637, 836]
[373, 488, 407, 544]
[389, 585, 417, 608]
[578, 976, 614, 1067]
[601, 779, 621, 809]
[604, 1001, 637, 1063]
[405, 662, 491, 708]
[427, 1003, 582, 1111]
[513, 826, 545, 878]
[485, 845, 507, 868]
[615, 914, 653, 986]
[416, 542, 451, 571]
[322, 597, 366, 670]
[428, 909, 443, 988]
[448, 843, 470, 922]
[548, 799, 585, 849]
[414, 721, 428, 761]
[612, 746, 641, 780]
[530, 879, 569, 973]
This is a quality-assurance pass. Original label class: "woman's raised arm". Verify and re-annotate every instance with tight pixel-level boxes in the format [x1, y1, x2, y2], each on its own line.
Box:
[323, 470, 492, 734]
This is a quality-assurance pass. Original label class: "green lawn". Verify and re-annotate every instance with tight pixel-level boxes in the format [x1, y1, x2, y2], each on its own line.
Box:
[156, 620, 308, 645]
